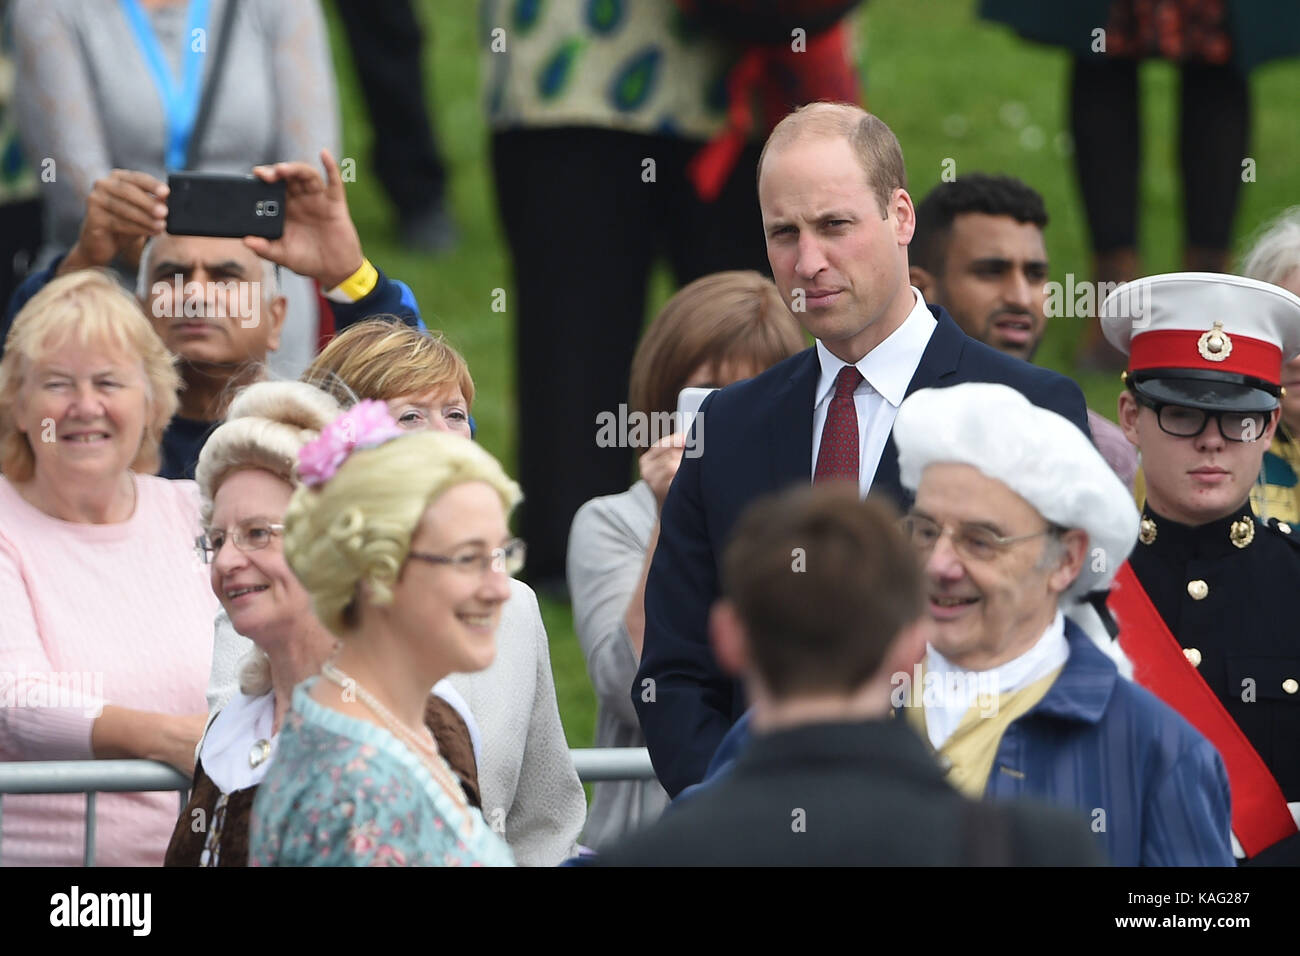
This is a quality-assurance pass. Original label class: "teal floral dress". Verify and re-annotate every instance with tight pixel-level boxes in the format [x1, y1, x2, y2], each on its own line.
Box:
[249, 680, 514, 867]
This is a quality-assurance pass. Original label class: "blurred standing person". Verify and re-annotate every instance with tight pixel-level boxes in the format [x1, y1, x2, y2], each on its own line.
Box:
[980, 0, 1300, 369]
[0, 3, 42, 310]
[482, 0, 860, 590]
[11, 0, 340, 379]
[567, 270, 805, 849]
[334, 0, 456, 253]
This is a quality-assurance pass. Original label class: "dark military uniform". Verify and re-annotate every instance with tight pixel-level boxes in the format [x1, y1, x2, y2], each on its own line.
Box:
[1126, 502, 1300, 863]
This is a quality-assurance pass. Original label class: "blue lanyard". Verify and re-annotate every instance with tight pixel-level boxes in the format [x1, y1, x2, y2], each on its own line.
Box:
[121, 0, 213, 171]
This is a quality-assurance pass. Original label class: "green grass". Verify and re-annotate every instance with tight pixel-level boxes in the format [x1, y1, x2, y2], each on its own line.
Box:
[325, 0, 1300, 752]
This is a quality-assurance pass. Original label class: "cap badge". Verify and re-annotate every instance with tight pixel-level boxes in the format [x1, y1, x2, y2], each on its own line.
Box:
[1197, 321, 1233, 362]
[1230, 516, 1255, 549]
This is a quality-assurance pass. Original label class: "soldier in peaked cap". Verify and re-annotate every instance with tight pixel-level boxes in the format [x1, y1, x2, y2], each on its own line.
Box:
[1102, 272, 1300, 864]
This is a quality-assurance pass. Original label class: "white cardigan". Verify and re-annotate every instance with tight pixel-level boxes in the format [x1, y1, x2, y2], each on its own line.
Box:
[205, 578, 586, 867]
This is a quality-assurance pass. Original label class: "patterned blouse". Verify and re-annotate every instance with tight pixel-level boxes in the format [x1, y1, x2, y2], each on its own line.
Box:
[249, 680, 514, 867]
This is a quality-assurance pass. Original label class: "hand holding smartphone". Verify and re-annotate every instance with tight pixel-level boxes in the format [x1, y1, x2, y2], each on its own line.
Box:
[166, 172, 286, 239]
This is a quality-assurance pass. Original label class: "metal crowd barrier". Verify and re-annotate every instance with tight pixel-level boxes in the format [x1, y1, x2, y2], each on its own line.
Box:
[0, 748, 656, 866]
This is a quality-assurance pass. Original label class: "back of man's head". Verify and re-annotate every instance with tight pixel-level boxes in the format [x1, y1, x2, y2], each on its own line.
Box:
[911, 174, 1047, 276]
[721, 485, 923, 699]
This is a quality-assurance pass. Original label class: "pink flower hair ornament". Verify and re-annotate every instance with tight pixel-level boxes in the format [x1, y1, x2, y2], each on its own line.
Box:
[298, 400, 405, 487]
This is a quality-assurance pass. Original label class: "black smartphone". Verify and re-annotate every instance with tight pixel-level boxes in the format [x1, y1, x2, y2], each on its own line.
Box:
[166, 172, 286, 239]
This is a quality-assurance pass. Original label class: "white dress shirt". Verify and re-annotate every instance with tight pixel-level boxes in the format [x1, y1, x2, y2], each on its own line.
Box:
[922, 610, 1070, 751]
[810, 288, 938, 496]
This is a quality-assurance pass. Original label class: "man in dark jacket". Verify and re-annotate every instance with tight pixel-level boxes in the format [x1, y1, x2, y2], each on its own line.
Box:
[634, 102, 1093, 796]
[683, 382, 1235, 866]
[598, 483, 1103, 866]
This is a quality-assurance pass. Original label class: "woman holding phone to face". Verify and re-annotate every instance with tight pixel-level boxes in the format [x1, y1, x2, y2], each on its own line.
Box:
[566, 270, 805, 850]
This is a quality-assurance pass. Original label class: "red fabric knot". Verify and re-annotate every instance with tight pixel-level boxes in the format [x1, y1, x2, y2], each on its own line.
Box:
[814, 365, 863, 486]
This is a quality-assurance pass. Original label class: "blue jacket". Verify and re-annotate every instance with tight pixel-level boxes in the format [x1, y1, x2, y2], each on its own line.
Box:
[691, 619, 1235, 866]
[634, 307, 1093, 797]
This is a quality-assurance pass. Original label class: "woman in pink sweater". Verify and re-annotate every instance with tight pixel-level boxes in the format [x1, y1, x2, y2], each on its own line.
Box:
[0, 271, 217, 866]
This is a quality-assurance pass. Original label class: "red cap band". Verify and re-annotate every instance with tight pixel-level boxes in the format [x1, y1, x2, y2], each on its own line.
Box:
[1129, 329, 1282, 384]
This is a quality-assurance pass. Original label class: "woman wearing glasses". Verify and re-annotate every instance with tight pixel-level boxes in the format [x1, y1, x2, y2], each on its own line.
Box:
[0, 271, 217, 865]
[205, 319, 586, 866]
[166, 382, 482, 866]
[251, 404, 519, 866]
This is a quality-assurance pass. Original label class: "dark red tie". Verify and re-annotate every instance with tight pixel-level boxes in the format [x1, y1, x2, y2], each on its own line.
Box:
[814, 365, 863, 485]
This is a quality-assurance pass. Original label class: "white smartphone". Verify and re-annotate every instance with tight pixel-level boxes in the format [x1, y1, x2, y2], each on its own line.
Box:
[676, 386, 715, 438]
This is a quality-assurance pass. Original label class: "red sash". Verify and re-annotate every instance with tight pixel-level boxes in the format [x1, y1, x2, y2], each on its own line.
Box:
[1109, 561, 1297, 856]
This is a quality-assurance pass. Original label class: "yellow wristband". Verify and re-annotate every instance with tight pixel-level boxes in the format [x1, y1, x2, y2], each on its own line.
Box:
[325, 258, 378, 303]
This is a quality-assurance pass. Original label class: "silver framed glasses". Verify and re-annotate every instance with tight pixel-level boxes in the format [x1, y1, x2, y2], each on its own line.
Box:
[406, 538, 527, 577]
[195, 520, 286, 564]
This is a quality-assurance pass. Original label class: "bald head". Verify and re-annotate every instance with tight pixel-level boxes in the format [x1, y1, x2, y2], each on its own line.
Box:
[757, 102, 908, 218]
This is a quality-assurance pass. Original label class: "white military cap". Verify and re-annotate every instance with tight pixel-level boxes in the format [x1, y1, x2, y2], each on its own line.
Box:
[1100, 271, 1300, 412]
[894, 382, 1138, 600]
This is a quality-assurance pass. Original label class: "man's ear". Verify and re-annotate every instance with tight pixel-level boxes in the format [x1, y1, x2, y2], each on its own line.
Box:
[892, 188, 917, 246]
[910, 264, 937, 300]
[709, 599, 750, 680]
[1117, 389, 1141, 447]
[264, 294, 287, 354]
[1047, 528, 1090, 596]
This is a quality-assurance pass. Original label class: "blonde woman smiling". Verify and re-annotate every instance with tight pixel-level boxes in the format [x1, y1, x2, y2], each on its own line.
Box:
[0, 270, 216, 865]
[250, 404, 518, 866]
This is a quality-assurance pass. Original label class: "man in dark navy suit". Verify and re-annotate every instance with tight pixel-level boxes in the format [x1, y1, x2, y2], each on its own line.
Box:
[632, 103, 1092, 797]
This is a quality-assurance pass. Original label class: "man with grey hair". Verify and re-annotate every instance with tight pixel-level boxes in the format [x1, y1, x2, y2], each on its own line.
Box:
[2, 150, 420, 478]
[695, 381, 1233, 865]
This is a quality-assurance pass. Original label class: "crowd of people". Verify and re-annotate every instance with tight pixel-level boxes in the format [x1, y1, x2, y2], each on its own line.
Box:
[0, 0, 1298, 868]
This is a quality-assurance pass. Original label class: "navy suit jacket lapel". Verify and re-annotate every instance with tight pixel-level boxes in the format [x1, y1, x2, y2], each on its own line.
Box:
[767, 348, 819, 491]
[871, 307, 965, 503]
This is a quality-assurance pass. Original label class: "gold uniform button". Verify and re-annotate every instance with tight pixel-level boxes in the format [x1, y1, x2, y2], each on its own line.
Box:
[1279, 522, 1293, 535]
[1187, 579, 1209, 600]
[1284, 679, 1299, 695]
[1183, 647, 1203, 668]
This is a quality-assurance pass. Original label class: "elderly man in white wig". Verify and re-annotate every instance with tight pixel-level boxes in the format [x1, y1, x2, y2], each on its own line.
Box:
[892, 382, 1233, 866]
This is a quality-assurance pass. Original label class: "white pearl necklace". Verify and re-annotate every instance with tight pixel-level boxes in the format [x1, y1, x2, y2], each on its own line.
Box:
[320, 662, 470, 820]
